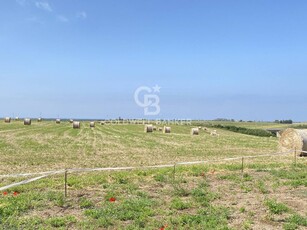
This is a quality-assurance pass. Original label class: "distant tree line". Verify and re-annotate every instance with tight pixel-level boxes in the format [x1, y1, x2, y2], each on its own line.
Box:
[214, 118, 235, 122]
[274, 120, 293, 124]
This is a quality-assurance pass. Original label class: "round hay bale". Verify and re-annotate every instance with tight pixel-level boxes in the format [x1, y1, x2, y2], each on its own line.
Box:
[163, 126, 171, 134]
[210, 130, 219, 136]
[69, 119, 74, 123]
[56, 119, 61, 124]
[158, 127, 163, 131]
[144, 124, 153, 133]
[37, 118, 42, 122]
[24, 118, 31, 125]
[100, 121, 105, 125]
[15, 117, 19, 121]
[90, 122, 95, 128]
[73, 121, 80, 129]
[279, 128, 307, 156]
[4, 117, 11, 123]
[153, 126, 157, 131]
[191, 128, 199, 135]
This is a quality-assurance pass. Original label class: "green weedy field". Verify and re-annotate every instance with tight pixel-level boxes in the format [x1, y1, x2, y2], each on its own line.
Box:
[0, 120, 306, 229]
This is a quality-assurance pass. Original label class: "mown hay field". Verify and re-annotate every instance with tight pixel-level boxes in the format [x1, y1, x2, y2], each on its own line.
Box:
[0, 120, 306, 229]
[0, 120, 282, 174]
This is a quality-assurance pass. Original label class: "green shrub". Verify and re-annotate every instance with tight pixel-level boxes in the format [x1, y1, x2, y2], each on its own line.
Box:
[85, 197, 155, 226]
[264, 199, 289, 214]
[172, 206, 230, 229]
[283, 223, 298, 230]
[257, 180, 269, 194]
[286, 214, 307, 227]
[208, 124, 274, 137]
[170, 198, 190, 210]
[79, 198, 94, 209]
[154, 173, 167, 182]
[47, 216, 76, 228]
[191, 182, 218, 207]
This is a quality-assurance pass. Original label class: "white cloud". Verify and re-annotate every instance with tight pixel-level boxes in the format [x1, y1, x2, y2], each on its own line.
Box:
[77, 11, 87, 19]
[57, 15, 69, 23]
[35, 1, 52, 12]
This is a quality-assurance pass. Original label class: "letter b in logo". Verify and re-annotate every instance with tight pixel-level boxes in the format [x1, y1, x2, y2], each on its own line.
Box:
[134, 86, 161, 116]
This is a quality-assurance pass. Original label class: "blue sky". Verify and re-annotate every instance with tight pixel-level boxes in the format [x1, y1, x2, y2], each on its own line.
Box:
[1, 0, 307, 121]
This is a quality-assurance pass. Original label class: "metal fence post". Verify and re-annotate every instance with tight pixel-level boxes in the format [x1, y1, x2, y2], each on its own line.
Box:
[294, 148, 297, 166]
[64, 169, 68, 197]
[173, 163, 176, 181]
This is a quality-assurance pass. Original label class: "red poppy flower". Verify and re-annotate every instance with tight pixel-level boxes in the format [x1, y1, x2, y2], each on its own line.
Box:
[3, 191, 8, 196]
[160, 225, 167, 230]
[13, 191, 19, 196]
[109, 197, 116, 202]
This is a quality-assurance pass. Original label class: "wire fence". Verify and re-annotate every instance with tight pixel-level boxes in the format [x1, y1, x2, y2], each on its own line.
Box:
[0, 149, 305, 194]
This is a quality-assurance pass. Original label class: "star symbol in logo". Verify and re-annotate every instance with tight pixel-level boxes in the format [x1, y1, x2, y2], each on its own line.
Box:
[152, 85, 161, 93]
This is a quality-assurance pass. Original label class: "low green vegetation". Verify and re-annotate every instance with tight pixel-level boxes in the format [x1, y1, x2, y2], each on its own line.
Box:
[0, 162, 305, 229]
[284, 214, 307, 229]
[264, 198, 289, 214]
[207, 124, 274, 137]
